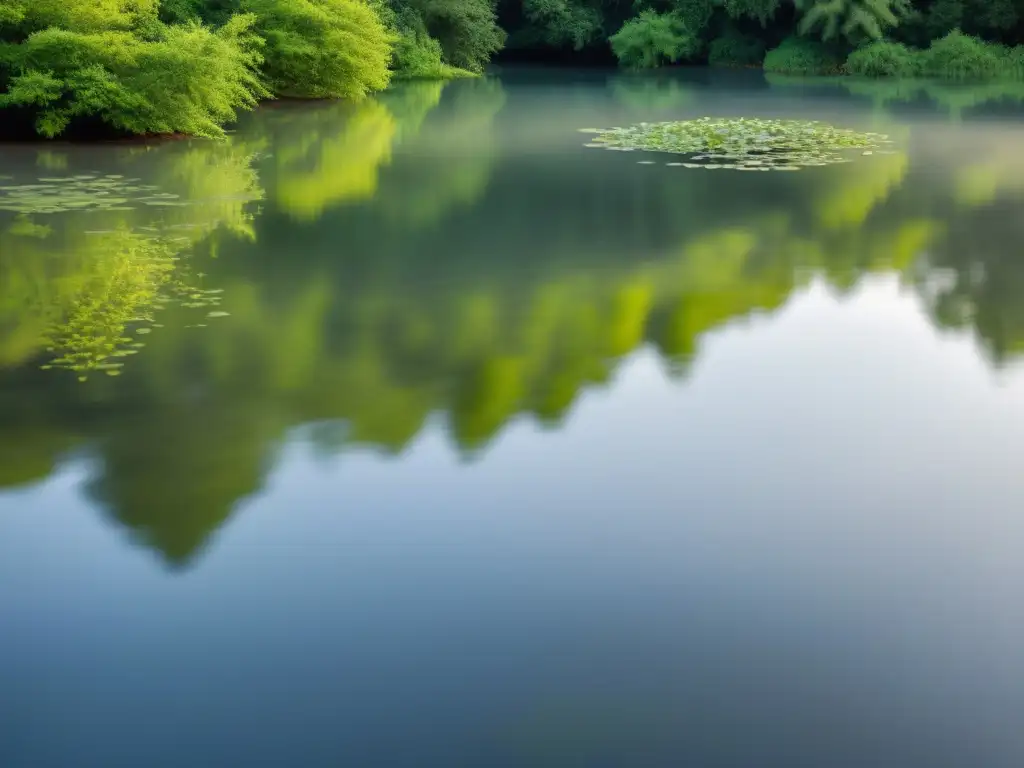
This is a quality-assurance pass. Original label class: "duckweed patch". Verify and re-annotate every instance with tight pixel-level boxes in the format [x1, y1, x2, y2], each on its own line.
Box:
[582, 118, 893, 170]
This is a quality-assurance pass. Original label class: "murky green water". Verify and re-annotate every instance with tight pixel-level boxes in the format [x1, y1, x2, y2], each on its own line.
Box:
[3, 68, 1024, 767]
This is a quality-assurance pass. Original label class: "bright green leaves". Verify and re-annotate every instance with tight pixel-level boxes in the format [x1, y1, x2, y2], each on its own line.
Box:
[241, 0, 393, 99]
[0, 1, 27, 28]
[0, 4, 268, 139]
[610, 11, 700, 69]
[5, 0, 160, 35]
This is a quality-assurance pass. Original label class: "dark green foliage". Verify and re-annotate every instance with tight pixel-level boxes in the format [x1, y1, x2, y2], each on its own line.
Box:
[392, 27, 463, 77]
[720, 0, 782, 25]
[763, 35, 844, 74]
[921, 29, 1008, 79]
[240, 0, 392, 98]
[796, 0, 912, 42]
[158, 0, 206, 22]
[923, 0, 1019, 40]
[374, 2, 475, 78]
[839, 29, 1024, 81]
[671, 0, 715, 37]
[411, 0, 505, 71]
[845, 39, 918, 75]
[610, 11, 699, 68]
[521, 0, 603, 50]
[708, 28, 766, 66]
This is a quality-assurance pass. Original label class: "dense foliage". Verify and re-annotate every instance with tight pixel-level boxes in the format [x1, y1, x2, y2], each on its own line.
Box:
[0, 0, 494, 138]
[708, 27, 767, 67]
[845, 39, 919, 75]
[763, 35, 844, 73]
[0, 2, 268, 138]
[610, 11, 700, 69]
[240, 0, 392, 98]
[5, 0, 1024, 139]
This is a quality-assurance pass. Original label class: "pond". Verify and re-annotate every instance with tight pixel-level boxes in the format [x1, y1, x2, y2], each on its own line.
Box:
[3, 67, 1024, 767]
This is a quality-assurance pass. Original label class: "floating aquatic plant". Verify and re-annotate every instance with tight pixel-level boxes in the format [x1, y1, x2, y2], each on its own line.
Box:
[1, 158, 256, 380]
[0, 175, 162, 214]
[581, 118, 893, 170]
[39, 250, 233, 381]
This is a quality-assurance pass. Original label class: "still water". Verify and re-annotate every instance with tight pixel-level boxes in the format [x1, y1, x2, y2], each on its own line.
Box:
[3, 68, 1024, 766]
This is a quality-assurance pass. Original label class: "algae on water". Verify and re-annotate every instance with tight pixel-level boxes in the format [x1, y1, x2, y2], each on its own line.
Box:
[582, 118, 893, 170]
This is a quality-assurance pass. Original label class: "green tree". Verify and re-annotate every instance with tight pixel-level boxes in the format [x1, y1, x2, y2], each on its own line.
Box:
[240, 0, 393, 98]
[0, 6, 267, 138]
[407, 0, 505, 71]
[610, 11, 700, 68]
[796, 0, 912, 42]
[521, 0, 603, 50]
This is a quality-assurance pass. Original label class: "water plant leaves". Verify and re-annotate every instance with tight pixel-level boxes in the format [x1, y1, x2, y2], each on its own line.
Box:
[583, 118, 893, 171]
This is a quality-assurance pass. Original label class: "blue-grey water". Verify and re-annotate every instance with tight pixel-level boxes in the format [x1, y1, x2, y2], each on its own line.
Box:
[3, 68, 1024, 766]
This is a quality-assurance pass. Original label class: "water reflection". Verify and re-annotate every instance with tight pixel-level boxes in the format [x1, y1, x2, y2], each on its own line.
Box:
[2, 74, 1024, 569]
[768, 73, 1024, 119]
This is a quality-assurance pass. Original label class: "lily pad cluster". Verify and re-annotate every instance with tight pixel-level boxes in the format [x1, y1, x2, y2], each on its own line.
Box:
[581, 118, 893, 171]
[0, 175, 184, 214]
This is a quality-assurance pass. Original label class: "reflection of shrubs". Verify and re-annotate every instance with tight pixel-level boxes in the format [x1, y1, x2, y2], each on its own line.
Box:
[610, 11, 699, 69]
[845, 40, 919, 76]
[763, 36, 843, 75]
[709, 29, 766, 68]
[255, 101, 397, 220]
[610, 77, 693, 111]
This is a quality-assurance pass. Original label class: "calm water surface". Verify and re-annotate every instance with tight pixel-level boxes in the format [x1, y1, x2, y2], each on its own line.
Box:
[3, 68, 1024, 766]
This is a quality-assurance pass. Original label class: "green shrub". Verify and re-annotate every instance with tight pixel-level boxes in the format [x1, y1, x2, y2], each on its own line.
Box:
[845, 40, 919, 76]
[708, 29, 766, 67]
[392, 27, 475, 78]
[1007, 45, 1024, 75]
[7, 0, 159, 34]
[0, 14, 268, 138]
[380, 2, 481, 78]
[412, 0, 505, 72]
[610, 11, 699, 69]
[921, 30, 1003, 79]
[241, 0, 393, 98]
[763, 36, 844, 74]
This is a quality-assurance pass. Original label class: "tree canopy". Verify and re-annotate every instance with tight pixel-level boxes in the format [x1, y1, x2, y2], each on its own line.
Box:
[4, 0, 1024, 138]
